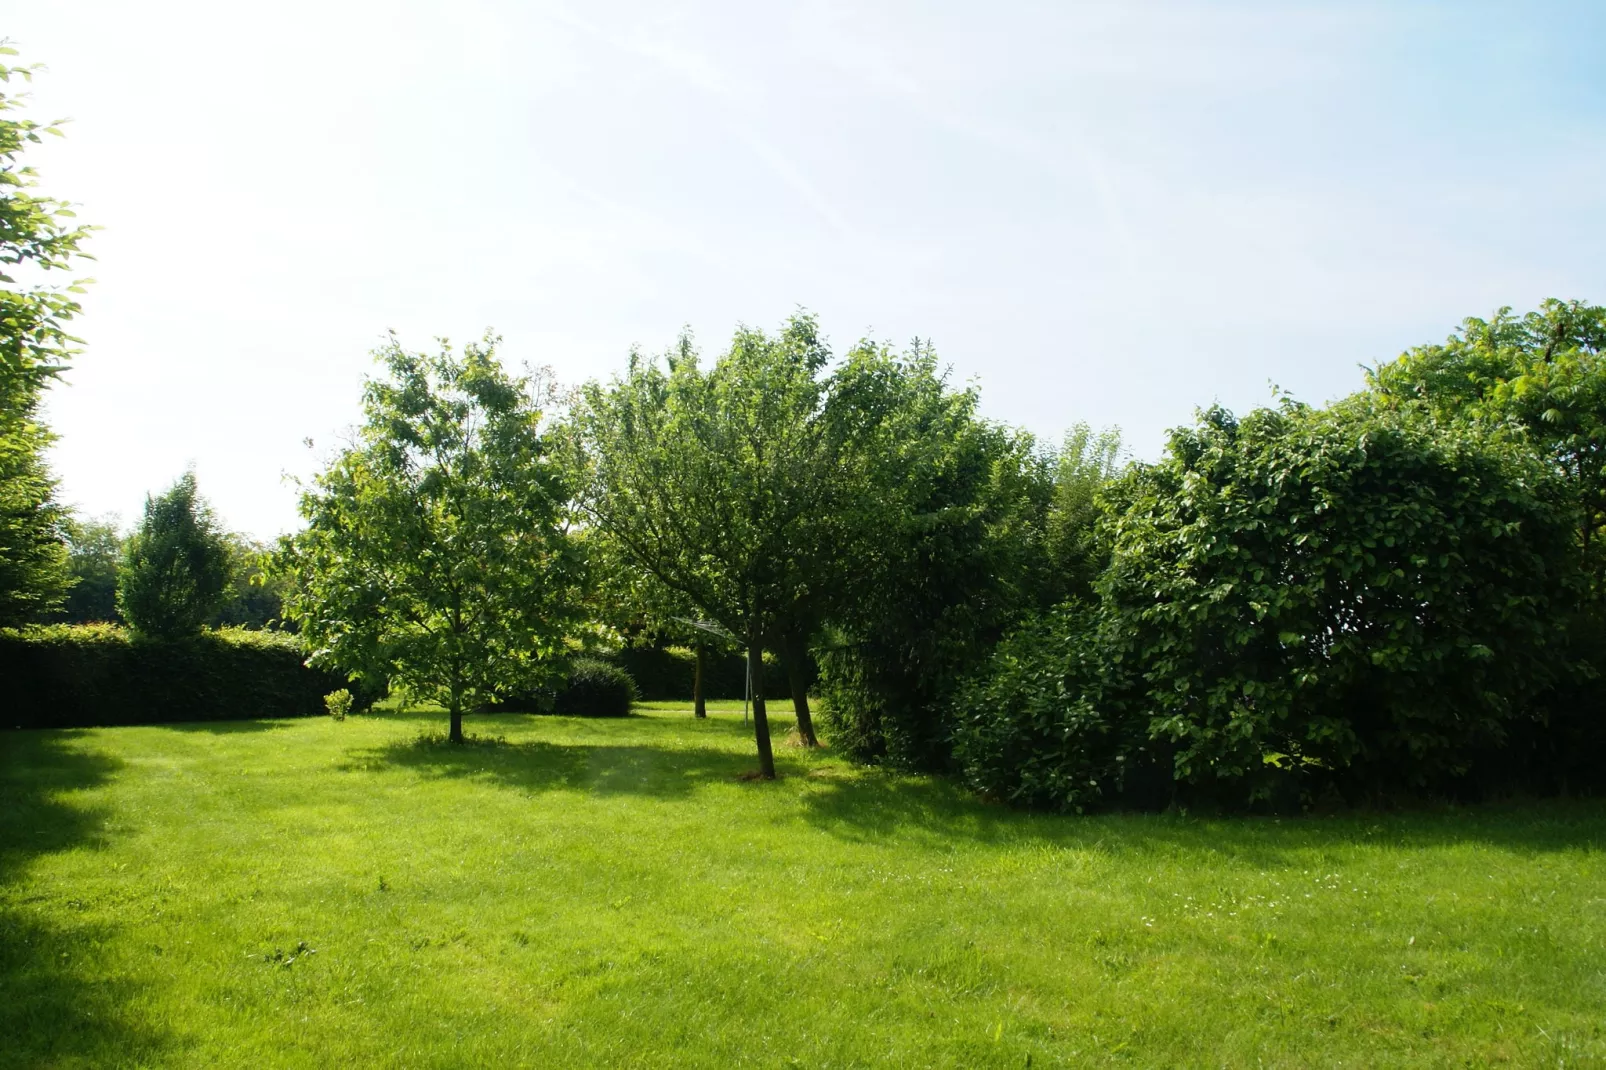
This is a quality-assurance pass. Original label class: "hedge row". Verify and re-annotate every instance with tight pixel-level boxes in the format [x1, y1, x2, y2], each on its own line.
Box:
[605, 645, 749, 701]
[0, 624, 344, 730]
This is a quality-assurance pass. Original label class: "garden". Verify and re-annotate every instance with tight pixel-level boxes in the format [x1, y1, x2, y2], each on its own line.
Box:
[3, 36, 1606, 1069]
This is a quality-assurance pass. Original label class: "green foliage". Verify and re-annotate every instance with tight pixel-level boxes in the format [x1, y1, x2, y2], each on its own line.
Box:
[0, 48, 90, 627]
[1368, 299, 1606, 584]
[817, 343, 1055, 770]
[1045, 422, 1124, 599]
[212, 533, 288, 630]
[324, 688, 353, 720]
[58, 513, 121, 623]
[0, 47, 95, 409]
[0, 411, 68, 625]
[555, 658, 637, 717]
[1100, 400, 1577, 803]
[0, 623, 341, 729]
[951, 603, 1153, 813]
[278, 333, 581, 743]
[117, 472, 231, 639]
[570, 315, 860, 773]
[608, 644, 747, 701]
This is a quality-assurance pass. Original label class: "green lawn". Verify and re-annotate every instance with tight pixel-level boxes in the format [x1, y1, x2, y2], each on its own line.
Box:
[2, 704, 1603, 1068]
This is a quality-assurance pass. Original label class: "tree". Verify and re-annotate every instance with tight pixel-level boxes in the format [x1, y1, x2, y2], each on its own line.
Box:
[118, 472, 231, 638]
[0, 46, 94, 626]
[582, 530, 730, 719]
[1045, 422, 1124, 600]
[816, 342, 1054, 770]
[0, 414, 69, 625]
[279, 334, 581, 743]
[569, 316, 854, 776]
[212, 534, 289, 630]
[59, 513, 121, 623]
[1368, 300, 1606, 586]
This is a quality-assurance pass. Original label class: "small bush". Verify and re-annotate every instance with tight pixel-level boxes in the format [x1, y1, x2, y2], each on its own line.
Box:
[555, 658, 636, 717]
[0, 623, 344, 729]
[324, 689, 353, 720]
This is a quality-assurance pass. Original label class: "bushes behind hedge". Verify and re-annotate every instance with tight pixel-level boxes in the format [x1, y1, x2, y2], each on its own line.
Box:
[0, 624, 344, 730]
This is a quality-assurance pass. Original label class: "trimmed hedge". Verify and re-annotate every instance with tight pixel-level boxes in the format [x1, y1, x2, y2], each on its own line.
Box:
[607, 645, 749, 701]
[0, 624, 344, 730]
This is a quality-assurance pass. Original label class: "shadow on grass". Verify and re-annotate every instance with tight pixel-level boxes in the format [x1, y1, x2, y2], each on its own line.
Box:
[794, 765, 1606, 862]
[163, 718, 295, 734]
[342, 709, 1606, 861]
[0, 731, 172, 1065]
[347, 733, 793, 799]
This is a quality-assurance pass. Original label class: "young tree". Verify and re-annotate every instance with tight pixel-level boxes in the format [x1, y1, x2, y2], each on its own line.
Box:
[569, 316, 852, 776]
[0, 47, 94, 626]
[1045, 422, 1124, 600]
[118, 472, 231, 638]
[279, 334, 581, 743]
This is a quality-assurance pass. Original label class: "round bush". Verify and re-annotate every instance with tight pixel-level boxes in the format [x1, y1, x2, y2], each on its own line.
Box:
[555, 658, 637, 717]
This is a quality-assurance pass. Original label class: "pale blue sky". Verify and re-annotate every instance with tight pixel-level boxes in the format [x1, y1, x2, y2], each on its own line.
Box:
[5, 0, 1604, 537]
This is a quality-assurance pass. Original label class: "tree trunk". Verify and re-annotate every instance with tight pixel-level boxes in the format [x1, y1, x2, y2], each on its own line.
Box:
[693, 643, 707, 719]
[784, 635, 819, 747]
[449, 695, 464, 744]
[748, 640, 776, 779]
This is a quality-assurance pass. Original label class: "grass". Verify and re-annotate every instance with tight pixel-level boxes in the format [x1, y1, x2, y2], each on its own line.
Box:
[2, 702, 1603, 1068]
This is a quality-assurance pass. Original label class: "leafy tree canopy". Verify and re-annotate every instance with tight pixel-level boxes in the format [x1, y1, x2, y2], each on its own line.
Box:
[59, 512, 121, 624]
[0, 46, 93, 626]
[1368, 299, 1606, 582]
[279, 334, 581, 743]
[569, 314, 859, 774]
[815, 342, 1055, 769]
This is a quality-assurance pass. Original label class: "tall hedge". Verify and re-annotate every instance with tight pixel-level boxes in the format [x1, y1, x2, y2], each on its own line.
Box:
[1101, 401, 1578, 803]
[0, 624, 344, 730]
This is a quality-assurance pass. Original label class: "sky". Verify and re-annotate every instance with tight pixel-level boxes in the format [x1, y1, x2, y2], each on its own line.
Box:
[4, 0, 1605, 539]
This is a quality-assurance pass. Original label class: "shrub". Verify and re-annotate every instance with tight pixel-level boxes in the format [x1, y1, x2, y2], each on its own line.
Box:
[951, 604, 1158, 813]
[0, 624, 344, 729]
[1100, 400, 1579, 803]
[554, 658, 637, 717]
[324, 688, 353, 720]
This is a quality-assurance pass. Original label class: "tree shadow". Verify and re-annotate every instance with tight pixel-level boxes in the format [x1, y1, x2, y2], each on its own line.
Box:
[0, 730, 173, 1065]
[349, 713, 1606, 864]
[347, 732, 798, 799]
[795, 767, 1606, 864]
[163, 718, 294, 734]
